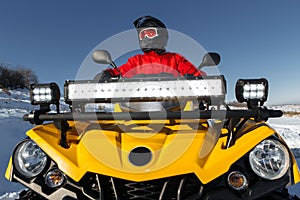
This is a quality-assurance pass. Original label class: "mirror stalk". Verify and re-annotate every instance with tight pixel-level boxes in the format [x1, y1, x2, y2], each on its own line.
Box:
[111, 62, 122, 78]
[198, 63, 205, 70]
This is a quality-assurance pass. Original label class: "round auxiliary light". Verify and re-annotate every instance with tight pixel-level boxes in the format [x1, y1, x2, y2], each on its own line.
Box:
[227, 171, 248, 191]
[13, 140, 48, 178]
[45, 168, 66, 188]
[249, 139, 290, 180]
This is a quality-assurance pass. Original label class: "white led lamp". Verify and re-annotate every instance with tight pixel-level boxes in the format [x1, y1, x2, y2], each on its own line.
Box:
[30, 83, 60, 105]
[30, 82, 61, 112]
[235, 78, 268, 109]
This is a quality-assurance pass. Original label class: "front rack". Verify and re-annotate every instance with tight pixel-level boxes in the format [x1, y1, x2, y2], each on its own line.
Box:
[24, 108, 282, 123]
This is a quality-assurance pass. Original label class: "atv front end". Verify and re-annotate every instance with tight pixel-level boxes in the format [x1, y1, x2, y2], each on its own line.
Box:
[5, 73, 300, 199]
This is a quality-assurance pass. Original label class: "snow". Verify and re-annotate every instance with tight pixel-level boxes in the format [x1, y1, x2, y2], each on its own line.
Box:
[0, 192, 20, 200]
[0, 89, 34, 197]
[271, 104, 300, 113]
[268, 116, 300, 197]
[0, 89, 299, 199]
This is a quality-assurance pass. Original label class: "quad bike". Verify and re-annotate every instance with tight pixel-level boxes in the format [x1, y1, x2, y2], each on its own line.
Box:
[5, 50, 300, 199]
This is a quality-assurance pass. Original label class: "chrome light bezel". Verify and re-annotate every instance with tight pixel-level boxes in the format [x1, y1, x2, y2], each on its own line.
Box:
[249, 139, 290, 180]
[45, 168, 66, 188]
[227, 171, 249, 191]
[13, 139, 48, 179]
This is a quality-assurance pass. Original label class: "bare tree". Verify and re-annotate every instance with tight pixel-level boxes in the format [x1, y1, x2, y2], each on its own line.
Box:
[0, 63, 12, 89]
[16, 66, 38, 88]
[0, 63, 38, 89]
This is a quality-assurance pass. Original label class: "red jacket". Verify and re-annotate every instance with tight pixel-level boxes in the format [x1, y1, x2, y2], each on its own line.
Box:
[108, 51, 206, 78]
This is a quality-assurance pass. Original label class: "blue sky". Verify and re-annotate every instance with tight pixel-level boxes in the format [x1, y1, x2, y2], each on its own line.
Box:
[0, 0, 300, 105]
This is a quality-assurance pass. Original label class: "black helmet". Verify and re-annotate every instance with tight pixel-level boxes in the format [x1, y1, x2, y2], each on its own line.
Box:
[133, 16, 168, 53]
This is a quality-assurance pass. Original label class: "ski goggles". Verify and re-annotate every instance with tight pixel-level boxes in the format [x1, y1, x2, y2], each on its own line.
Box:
[139, 27, 159, 40]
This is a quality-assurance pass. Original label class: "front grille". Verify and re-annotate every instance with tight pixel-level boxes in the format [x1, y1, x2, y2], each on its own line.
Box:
[80, 173, 202, 200]
[124, 181, 164, 199]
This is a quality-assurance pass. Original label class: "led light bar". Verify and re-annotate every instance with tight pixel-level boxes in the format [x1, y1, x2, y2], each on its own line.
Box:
[235, 78, 268, 107]
[65, 76, 226, 104]
[30, 83, 60, 105]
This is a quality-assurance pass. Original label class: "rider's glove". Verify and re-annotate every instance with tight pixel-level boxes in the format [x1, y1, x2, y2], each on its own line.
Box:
[94, 70, 113, 82]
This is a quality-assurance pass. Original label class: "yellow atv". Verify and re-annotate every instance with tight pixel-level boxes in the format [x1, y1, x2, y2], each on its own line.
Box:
[5, 51, 300, 199]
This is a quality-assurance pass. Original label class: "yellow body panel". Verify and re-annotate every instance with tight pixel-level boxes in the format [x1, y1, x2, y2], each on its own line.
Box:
[16, 118, 299, 185]
[5, 157, 13, 181]
[292, 157, 300, 183]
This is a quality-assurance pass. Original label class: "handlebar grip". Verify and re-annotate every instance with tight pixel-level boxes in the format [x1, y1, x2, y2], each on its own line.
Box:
[268, 109, 283, 118]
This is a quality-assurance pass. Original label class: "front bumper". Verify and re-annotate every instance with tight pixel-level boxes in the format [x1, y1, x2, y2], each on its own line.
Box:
[8, 166, 292, 200]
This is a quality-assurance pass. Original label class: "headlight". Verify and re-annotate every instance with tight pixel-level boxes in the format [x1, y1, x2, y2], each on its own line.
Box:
[249, 139, 289, 180]
[13, 140, 48, 178]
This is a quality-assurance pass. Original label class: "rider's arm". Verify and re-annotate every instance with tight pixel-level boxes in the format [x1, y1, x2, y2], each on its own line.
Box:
[175, 54, 206, 76]
[105, 55, 139, 78]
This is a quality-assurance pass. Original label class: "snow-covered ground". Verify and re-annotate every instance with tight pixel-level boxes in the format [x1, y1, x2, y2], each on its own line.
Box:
[271, 104, 300, 113]
[0, 89, 34, 196]
[0, 88, 299, 199]
[268, 116, 300, 196]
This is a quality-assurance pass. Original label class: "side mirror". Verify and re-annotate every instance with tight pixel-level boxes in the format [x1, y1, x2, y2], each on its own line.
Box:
[199, 52, 221, 69]
[92, 50, 120, 76]
[92, 50, 113, 65]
